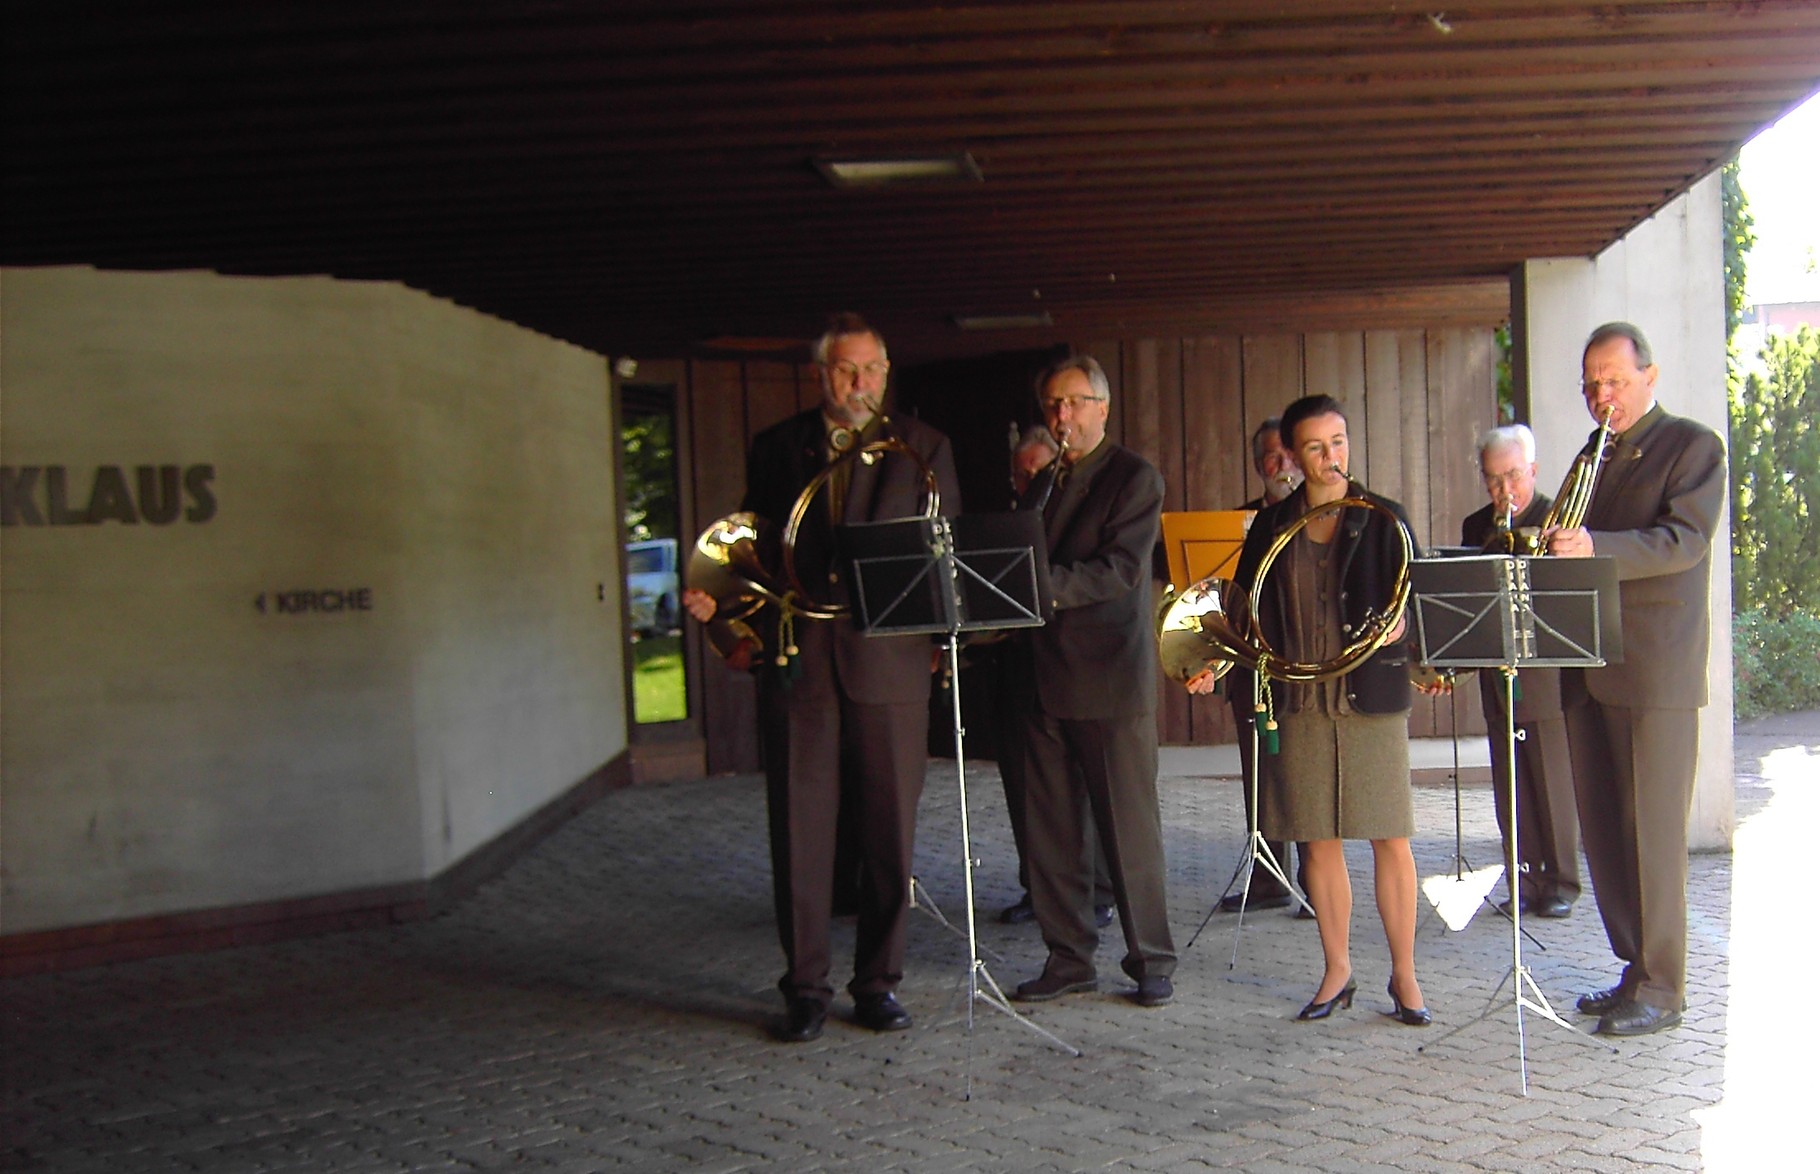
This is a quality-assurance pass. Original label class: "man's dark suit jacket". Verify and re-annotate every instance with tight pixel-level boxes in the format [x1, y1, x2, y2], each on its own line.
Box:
[1018, 440, 1164, 720]
[1462, 493, 1564, 722]
[742, 408, 960, 703]
[1575, 404, 1726, 709]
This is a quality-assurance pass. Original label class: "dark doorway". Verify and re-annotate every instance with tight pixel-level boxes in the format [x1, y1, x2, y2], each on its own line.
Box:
[894, 347, 1065, 762]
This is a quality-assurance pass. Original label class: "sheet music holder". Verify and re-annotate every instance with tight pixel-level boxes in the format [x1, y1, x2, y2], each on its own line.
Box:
[1410, 554, 1622, 669]
[1410, 553, 1621, 1092]
[840, 512, 1051, 635]
[1160, 509, 1254, 590]
[837, 511, 1078, 1088]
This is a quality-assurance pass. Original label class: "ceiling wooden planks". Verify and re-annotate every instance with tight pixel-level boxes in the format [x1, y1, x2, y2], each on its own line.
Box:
[5, 1, 1818, 358]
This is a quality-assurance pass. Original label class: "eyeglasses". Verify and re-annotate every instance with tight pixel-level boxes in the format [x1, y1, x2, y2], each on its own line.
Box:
[1481, 469, 1529, 488]
[1041, 394, 1107, 415]
[828, 360, 890, 383]
[1581, 376, 1632, 397]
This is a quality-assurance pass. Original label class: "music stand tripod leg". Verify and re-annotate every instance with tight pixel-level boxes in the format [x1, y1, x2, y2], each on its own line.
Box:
[940, 633, 1081, 1063]
[1421, 669, 1610, 1089]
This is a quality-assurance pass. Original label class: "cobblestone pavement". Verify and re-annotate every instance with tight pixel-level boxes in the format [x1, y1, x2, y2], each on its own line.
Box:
[4, 714, 1814, 1172]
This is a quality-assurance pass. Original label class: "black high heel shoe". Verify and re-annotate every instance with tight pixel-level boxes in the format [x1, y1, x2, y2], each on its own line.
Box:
[1296, 980, 1356, 1021]
[1386, 980, 1432, 1026]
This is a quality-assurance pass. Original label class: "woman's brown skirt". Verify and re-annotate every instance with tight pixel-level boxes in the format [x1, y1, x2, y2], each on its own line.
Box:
[1262, 709, 1415, 841]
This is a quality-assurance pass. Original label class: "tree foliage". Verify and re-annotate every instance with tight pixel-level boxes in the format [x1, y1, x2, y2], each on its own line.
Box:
[622, 409, 678, 541]
[1721, 158, 1756, 342]
[1730, 327, 1820, 617]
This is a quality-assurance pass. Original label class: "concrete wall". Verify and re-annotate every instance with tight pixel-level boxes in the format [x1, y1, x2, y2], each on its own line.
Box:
[1510, 173, 1735, 851]
[1, 266, 627, 933]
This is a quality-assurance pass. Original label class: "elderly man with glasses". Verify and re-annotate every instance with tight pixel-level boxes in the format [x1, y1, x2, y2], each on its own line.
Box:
[1463, 423, 1581, 921]
[684, 312, 961, 1044]
[1545, 321, 1725, 1037]
[1008, 353, 1177, 1010]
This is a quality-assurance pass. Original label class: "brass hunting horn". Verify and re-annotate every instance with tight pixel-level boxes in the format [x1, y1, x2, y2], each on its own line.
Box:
[1157, 495, 1414, 687]
[687, 399, 941, 663]
[1489, 405, 1617, 555]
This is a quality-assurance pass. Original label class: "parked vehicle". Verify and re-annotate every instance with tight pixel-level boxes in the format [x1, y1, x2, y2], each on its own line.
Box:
[625, 537, 680, 636]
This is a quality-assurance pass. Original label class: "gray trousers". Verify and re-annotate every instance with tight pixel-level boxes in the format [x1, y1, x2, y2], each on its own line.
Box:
[1022, 707, 1176, 983]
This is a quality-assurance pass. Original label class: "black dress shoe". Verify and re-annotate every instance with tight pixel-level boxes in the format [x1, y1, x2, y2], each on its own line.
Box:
[1576, 984, 1627, 1016]
[1012, 971, 1098, 1002]
[1128, 976, 1173, 1007]
[1296, 980, 1356, 1021]
[1533, 895, 1574, 919]
[1218, 890, 1293, 913]
[998, 895, 1036, 924]
[1385, 980, 1432, 1027]
[772, 998, 826, 1043]
[1597, 999, 1683, 1036]
[1094, 904, 1115, 927]
[853, 992, 913, 1032]
[1497, 895, 1531, 916]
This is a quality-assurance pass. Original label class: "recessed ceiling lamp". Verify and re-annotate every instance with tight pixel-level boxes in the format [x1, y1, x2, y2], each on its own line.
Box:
[952, 311, 1054, 331]
[814, 152, 983, 188]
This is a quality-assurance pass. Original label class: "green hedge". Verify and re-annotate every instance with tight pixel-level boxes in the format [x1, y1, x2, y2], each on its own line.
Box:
[1733, 609, 1820, 720]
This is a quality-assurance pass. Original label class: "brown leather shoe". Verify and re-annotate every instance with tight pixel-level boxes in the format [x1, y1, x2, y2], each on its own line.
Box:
[1012, 971, 1098, 1002]
[1597, 1000, 1682, 1036]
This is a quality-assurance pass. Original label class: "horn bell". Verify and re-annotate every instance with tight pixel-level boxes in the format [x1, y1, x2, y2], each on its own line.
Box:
[1156, 574, 1263, 684]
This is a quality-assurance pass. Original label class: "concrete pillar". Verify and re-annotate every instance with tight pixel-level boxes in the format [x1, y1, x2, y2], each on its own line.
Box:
[1509, 173, 1734, 852]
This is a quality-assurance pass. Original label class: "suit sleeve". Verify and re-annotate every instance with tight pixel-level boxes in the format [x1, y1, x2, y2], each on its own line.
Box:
[1050, 458, 1164, 610]
[1590, 426, 1725, 582]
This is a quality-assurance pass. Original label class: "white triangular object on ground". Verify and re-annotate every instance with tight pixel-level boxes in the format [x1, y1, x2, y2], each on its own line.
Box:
[1422, 864, 1504, 931]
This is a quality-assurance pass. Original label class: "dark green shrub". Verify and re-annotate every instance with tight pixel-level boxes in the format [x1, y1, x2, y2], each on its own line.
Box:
[1733, 609, 1820, 720]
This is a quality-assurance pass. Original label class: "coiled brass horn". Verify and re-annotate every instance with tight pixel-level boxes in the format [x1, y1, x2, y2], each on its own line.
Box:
[1489, 405, 1616, 555]
[686, 428, 941, 661]
[1158, 495, 1413, 686]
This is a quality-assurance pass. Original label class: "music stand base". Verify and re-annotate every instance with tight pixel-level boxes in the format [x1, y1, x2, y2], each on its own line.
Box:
[1420, 964, 1617, 1093]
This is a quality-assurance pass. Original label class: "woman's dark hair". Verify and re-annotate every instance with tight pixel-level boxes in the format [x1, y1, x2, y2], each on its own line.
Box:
[1278, 394, 1348, 450]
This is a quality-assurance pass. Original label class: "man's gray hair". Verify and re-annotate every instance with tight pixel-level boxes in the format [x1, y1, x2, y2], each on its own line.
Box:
[1036, 353, 1112, 403]
[1250, 417, 1282, 466]
[1015, 424, 1060, 456]
[812, 311, 887, 365]
[1476, 423, 1536, 465]
[1583, 320, 1654, 368]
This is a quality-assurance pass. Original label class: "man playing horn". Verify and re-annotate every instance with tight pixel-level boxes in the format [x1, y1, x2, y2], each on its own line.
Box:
[1465, 424, 1582, 920]
[1008, 354, 1177, 1009]
[683, 312, 960, 1043]
[1545, 321, 1725, 1037]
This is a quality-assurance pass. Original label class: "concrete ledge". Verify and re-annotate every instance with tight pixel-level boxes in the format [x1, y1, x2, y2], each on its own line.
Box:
[0, 750, 632, 977]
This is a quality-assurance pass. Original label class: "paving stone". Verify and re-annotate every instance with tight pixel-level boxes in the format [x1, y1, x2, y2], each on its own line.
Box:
[5, 715, 1813, 1171]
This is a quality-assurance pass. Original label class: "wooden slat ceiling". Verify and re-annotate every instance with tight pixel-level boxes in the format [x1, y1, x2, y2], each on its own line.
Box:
[5, 1, 1818, 358]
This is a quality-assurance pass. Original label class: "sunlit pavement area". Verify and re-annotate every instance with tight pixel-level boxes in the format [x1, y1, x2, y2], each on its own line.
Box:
[4, 713, 1814, 1172]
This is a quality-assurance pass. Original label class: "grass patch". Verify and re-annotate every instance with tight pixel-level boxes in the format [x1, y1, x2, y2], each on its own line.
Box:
[633, 634, 688, 724]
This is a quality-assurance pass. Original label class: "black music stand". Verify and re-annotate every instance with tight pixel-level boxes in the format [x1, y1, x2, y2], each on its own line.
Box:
[841, 512, 1079, 1092]
[1408, 553, 1622, 1092]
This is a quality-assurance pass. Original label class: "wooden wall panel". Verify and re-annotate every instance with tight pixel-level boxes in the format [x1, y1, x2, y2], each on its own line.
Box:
[1178, 336, 1246, 744]
[744, 358, 799, 442]
[687, 358, 760, 774]
[1243, 334, 1304, 431]
[1183, 337, 1247, 513]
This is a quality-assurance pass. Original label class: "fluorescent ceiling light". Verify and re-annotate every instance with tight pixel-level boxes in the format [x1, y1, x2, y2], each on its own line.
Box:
[815, 153, 983, 188]
[953, 311, 1054, 331]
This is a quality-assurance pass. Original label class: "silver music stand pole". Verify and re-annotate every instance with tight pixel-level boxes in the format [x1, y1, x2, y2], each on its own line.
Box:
[843, 513, 1080, 1099]
[1410, 554, 1621, 1091]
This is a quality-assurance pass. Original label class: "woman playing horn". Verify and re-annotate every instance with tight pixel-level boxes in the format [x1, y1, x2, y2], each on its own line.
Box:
[1188, 394, 1430, 1025]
